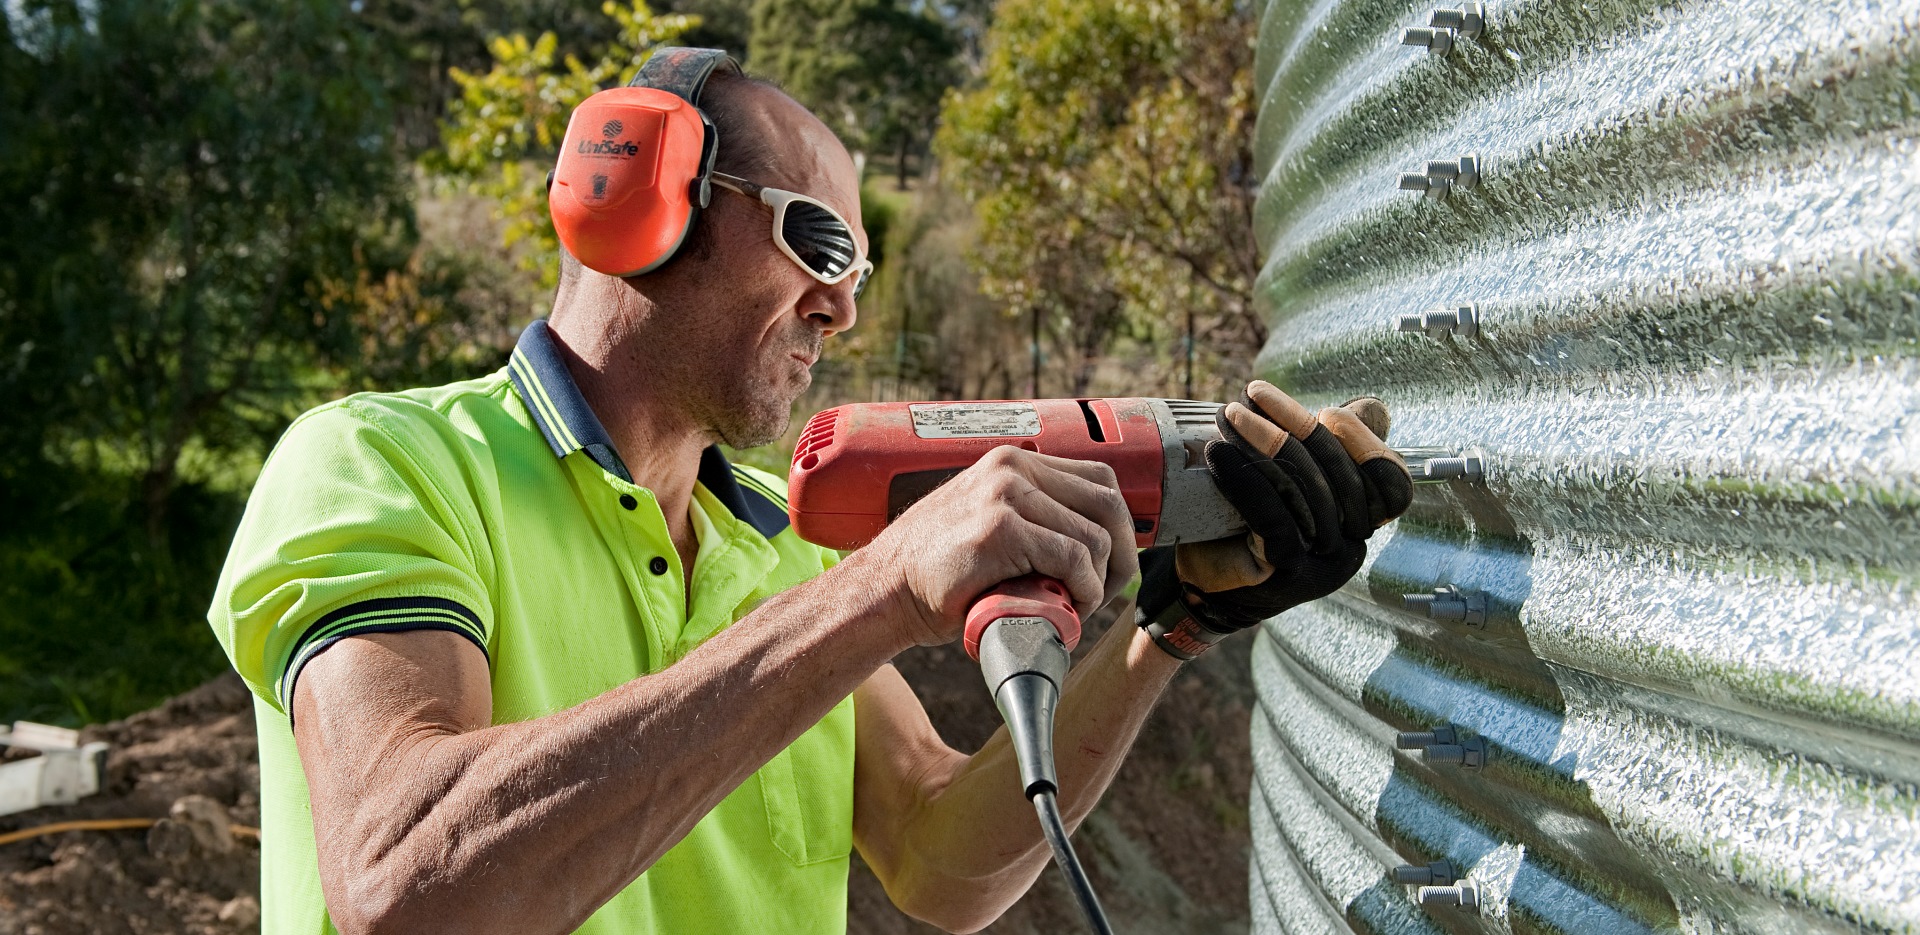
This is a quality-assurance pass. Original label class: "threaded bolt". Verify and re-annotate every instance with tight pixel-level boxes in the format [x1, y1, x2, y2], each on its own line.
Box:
[1392, 860, 1458, 885]
[1399, 26, 1455, 54]
[1424, 737, 1488, 768]
[1414, 450, 1485, 481]
[1428, 2, 1486, 38]
[1403, 585, 1488, 626]
[1395, 725, 1458, 749]
[1418, 881, 1481, 908]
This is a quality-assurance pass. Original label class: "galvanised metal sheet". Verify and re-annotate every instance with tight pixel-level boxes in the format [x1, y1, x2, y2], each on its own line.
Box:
[1245, 0, 1920, 931]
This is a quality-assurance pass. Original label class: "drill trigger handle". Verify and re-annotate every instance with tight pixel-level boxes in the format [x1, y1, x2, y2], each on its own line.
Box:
[962, 574, 1082, 661]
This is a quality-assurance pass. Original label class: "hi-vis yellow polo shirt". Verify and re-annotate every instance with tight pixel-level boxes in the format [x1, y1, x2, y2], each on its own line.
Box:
[208, 319, 856, 934]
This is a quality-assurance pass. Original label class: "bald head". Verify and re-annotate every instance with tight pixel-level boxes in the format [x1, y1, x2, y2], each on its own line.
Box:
[700, 71, 789, 180]
[677, 73, 860, 260]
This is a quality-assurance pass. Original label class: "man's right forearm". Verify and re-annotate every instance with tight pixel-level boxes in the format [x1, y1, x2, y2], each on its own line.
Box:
[294, 547, 914, 935]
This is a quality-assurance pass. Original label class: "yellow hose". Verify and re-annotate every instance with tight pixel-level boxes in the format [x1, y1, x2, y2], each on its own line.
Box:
[0, 817, 260, 847]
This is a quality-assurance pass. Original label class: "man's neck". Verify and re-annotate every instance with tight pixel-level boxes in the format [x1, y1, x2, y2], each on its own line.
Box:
[546, 312, 706, 574]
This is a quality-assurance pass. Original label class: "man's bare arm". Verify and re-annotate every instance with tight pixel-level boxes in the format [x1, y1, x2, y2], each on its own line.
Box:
[291, 446, 1139, 935]
[294, 555, 905, 935]
[850, 616, 1181, 934]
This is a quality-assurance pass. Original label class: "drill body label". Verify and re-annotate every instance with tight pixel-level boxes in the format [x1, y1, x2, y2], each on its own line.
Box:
[908, 402, 1042, 439]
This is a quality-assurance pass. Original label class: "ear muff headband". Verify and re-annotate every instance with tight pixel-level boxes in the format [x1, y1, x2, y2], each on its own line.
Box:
[549, 48, 740, 277]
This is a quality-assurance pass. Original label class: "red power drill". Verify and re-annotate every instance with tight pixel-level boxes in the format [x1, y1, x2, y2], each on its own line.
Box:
[788, 398, 1259, 679]
[788, 398, 1244, 556]
[786, 397, 1246, 933]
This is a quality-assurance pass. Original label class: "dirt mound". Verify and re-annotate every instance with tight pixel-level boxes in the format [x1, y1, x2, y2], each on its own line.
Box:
[0, 674, 261, 935]
[0, 615, 1252, 934]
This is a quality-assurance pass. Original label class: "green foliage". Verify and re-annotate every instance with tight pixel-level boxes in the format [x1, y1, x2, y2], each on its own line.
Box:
[0, 0, 518, 722]
[852, 183, 1016, 399]
[935, 0, 1261, 397]
[667, 0, 756, 55]
[747, 0, 957, 180]
[2, 0, 420, 537]
[0, 467, 244, 725]
[433, 1, 700, 287]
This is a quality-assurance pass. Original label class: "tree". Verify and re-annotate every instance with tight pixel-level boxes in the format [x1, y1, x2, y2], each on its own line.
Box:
[935, 0, 1260, 398]
[747, 0, 957, 186]
[0, 0, 429, 539]
[664, 0, 756, 56]
[1, 0, 526, 722]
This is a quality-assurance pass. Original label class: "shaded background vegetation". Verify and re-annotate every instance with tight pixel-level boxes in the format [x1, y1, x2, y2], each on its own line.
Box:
[0, 0, 1256, 724]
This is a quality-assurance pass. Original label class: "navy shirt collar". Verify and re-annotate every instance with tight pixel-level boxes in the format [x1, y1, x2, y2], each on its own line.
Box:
[508, 319, 791, 538]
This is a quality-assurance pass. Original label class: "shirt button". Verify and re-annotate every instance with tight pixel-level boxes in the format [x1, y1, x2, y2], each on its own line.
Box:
[619, 494, 638, 511]
[649, 556, 669, 575]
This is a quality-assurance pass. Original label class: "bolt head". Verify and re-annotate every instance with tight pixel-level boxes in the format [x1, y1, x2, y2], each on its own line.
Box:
[1456, 153, 1482, 188]
[1460, 2, 1486, 38]
[1454, 304, 1479, 336]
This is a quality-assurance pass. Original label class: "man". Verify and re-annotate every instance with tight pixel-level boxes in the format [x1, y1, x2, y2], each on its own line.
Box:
[208, 50, 1411, 935]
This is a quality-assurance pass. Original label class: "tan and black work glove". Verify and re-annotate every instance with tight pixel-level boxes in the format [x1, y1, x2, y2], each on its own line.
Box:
[1136, 381, 1414, 660]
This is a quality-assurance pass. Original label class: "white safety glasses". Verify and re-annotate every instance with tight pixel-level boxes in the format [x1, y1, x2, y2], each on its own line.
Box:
[710, 172, 873, 299]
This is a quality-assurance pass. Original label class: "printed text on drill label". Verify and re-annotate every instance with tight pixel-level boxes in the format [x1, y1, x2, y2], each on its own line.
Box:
[908, 403, 1043, 439]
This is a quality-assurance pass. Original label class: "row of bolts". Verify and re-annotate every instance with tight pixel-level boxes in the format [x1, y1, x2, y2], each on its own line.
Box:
[1394, 411, 1484, 907]
[1388, 2, 1497, 911]
[1394, 590, 1489, 910]
[1396, 0, 1485, 201]
[1397, 2, 1487, 349]
[1398, 0, 1490, 845]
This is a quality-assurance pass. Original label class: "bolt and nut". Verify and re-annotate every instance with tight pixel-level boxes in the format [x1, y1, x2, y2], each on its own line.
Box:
[1403, 585, 1488, 626]
[1396, 304, 1479, 339]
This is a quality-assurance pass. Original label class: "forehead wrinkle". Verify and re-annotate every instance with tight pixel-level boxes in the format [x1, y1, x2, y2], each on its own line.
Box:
[730, 85, 864, 249]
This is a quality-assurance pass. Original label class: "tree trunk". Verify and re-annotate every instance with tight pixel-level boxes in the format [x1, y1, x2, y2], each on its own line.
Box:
[896, 130, 910, 190]
[141, 462, 175, 547]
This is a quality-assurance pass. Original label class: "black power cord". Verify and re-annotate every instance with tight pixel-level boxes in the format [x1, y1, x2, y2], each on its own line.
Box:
[1032, 789, 1115, 935]
[974, 604, 1117, 934]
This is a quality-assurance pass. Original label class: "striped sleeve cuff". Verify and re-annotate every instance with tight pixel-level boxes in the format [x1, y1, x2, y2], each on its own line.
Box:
[277, 597, 489, 712]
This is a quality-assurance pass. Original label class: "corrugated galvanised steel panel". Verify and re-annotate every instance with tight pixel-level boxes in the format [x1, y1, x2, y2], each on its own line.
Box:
[1245, 0, 1919, 931]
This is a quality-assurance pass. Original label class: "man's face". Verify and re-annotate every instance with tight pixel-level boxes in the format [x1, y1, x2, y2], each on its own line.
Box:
[634, 89, 865, 449]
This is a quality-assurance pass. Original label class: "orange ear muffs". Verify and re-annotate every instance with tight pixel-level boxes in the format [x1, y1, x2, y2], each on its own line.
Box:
[549, 86, 715, 277]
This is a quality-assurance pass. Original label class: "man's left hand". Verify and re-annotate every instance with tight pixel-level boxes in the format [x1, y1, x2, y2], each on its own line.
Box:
[1137, 381, 1414, 660]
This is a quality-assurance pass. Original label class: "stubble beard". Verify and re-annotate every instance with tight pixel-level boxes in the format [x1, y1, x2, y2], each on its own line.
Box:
[707, 351, 809, 449]
[713, 391, 793, 449]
